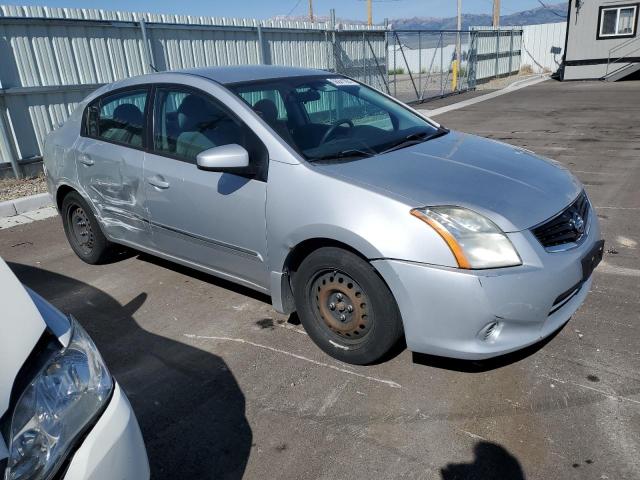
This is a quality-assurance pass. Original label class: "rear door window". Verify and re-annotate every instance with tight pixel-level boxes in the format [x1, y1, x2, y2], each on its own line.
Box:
[89, 89, 148, 148]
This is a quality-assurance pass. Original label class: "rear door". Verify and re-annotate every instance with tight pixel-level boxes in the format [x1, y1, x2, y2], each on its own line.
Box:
[143, 84, 269, 290]
[75, 87, 151, 247]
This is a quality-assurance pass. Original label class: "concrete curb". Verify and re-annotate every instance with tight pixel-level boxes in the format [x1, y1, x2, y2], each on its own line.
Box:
[0, 192, 53, 218]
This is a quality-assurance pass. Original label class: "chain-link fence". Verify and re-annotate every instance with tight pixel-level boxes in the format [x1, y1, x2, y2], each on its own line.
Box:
[331, 28, 523, 105]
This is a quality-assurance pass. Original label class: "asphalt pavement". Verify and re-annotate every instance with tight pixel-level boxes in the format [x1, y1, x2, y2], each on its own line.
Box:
[1, 78, 638, 480]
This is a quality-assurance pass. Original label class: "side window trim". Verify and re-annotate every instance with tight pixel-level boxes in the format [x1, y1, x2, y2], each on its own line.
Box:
[80, 85, 151, 152]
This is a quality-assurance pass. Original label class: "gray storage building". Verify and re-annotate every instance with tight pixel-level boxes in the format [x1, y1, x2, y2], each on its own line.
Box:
[563, 0, 640, 80]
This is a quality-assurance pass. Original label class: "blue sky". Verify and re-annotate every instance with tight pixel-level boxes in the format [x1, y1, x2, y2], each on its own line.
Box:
[6, 1, 554, 22]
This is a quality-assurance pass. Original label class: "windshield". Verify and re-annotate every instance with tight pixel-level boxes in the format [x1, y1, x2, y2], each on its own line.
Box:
[229, 76, 444, 161]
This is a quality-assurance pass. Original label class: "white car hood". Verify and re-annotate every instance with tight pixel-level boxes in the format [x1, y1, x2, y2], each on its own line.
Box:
[0, 260, 46, 419]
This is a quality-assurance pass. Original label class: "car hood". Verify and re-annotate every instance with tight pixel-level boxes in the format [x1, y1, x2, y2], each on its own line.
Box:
[0, 260, 46, 420]
[312, 131, 582, 232]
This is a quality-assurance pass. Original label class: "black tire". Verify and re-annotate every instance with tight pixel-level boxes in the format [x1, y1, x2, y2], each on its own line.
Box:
[293, 247, 403, 365]
[61, 191, 113, 264]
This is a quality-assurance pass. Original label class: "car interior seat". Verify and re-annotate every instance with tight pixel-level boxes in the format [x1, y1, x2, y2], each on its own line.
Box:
[253, 99, 295, 145]
[102, 104, 144, 146]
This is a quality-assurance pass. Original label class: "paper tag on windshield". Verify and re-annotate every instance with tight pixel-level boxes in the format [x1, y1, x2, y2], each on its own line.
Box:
[327, 78, 359, 87]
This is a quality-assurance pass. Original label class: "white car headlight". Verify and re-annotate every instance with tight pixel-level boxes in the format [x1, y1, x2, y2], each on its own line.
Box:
[411, 206, 522, 269]
[5, 318, 113, 480]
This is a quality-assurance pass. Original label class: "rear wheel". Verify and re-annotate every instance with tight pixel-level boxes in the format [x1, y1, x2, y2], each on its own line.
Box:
[61, 191, 113, 264]
[293, 247, 403, 365]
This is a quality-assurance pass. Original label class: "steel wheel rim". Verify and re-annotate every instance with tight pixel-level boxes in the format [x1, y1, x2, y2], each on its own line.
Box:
[309, 269, 372, 343]
[69, 205, 94, 255]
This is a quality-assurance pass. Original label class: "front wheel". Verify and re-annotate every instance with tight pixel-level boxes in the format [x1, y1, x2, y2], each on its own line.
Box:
[293, 247, 403, 365]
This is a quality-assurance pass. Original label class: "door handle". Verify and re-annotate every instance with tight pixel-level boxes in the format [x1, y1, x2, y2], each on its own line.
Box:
[78, 154, 94, 166]
[147, 175, 170, 189]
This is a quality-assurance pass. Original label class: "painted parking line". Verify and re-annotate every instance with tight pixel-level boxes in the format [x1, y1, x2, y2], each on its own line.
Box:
[183, 333, 403, 389]
[418, 75, 550, 117]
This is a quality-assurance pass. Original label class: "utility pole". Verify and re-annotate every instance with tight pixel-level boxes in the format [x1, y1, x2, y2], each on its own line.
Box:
[455, 0, 461, 66]
[492, 0, 500, 28]
[367, 0, 372, 26]
[308, 0, 314, 22]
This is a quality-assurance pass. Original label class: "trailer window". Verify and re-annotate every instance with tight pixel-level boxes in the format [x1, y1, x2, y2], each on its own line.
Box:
[598, 4, 637, 38]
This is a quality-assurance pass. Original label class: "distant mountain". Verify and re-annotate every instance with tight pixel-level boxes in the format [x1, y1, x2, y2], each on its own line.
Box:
[272, 2, 568, 29]
[389, 2, 567, 30]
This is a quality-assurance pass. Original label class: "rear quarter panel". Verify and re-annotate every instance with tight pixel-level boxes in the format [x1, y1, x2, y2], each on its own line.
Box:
[44, 85, 112, 207]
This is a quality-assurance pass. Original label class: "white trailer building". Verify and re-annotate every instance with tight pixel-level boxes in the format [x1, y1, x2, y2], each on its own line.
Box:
[563, 0, 640, 80]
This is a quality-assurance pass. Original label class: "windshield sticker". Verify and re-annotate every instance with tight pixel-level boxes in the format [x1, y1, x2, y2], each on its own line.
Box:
[327, 78, 359, 87]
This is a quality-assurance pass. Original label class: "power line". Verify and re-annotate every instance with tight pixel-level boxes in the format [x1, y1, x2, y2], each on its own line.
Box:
[286, 0, 304, 17]
[536, 0, 567, 18]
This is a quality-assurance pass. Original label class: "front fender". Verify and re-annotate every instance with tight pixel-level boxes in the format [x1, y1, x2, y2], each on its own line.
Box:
[266, 161, 459, 313]
[267, 161, 458, 274]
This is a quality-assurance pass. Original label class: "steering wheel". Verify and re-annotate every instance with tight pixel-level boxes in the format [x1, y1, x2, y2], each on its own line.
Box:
[320, 118, 354, 144]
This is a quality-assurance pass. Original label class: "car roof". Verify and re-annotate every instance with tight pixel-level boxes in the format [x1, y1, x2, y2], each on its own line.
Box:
[172, 65, 329, 85]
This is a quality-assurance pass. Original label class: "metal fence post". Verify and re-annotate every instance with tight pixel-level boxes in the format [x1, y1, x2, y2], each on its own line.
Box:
[139, 19, 156, 73]
[418, 31, 422, 100]
[495, 29, 500, 78]
[330, 9, 336, 73]
[0, 95, 22, 178]
[393, 32, 397, 97]
[440, 32, 444, 97]
[384, 18, 389, 94]
[509, 29, 514, 74]
[257, 24, 267, 65]
[362, 31, 366, 83]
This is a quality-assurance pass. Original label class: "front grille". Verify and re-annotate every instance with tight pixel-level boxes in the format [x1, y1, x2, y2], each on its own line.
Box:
[532, 191, 590, 248]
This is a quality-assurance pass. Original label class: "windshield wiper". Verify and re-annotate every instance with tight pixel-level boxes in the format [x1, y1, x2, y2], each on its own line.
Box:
[380, 128, 449, 155]
[308, 148, 374, 162]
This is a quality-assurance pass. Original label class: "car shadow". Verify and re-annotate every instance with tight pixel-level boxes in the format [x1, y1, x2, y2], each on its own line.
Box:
[74, 252, 548, 372]
[136, 252, 272, 304]
[135, 254, 409, 364]
[412, 321, 566, 373]
[8, 262, 252, 480]
[441, 441, 526, 479]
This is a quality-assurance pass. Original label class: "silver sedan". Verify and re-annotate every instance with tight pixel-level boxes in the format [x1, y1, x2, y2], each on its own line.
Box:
[43, 66, 604, 365]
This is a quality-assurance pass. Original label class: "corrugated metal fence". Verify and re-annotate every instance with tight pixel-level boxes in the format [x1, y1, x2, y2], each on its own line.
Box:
[471, 28, 523, 80]
[0, 5, 387, 177]
[521, 22, 566, 74]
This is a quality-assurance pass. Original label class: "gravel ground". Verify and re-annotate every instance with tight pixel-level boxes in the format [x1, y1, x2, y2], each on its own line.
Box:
[0, 174, 48, 202]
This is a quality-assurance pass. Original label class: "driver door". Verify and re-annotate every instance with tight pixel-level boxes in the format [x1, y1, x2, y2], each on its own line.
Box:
[143, 85, 269, 290]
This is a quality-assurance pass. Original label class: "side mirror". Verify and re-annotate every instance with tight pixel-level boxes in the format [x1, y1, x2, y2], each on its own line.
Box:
[196, 144, 252, 173]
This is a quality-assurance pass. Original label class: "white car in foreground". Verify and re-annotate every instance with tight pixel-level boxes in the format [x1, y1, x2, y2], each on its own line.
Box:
[0, 259, 149, 480]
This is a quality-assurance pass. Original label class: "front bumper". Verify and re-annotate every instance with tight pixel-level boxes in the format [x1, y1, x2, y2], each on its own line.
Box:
[62, 382, 150, 480]
[372, 219, 602, 360]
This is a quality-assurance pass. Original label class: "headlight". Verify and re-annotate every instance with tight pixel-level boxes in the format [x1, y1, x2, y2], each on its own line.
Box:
[410, 206, 521, 269]
[5, 318, 113, 480]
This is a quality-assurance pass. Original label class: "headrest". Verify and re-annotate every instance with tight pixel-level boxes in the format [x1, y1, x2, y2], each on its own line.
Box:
[112, 104, 143, 128]
[253, 98, 279, 123]
[178, 94, 216, 132]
